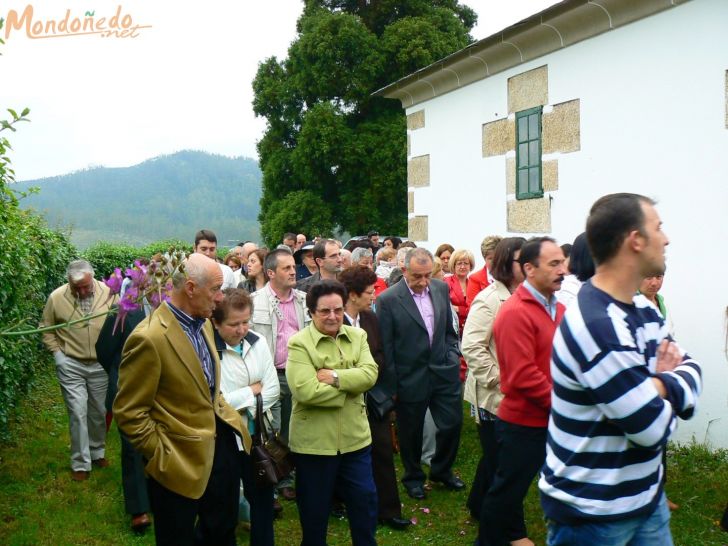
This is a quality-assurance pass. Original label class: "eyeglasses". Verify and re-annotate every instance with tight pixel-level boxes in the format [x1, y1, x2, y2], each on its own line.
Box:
[315, 307, 344, 317]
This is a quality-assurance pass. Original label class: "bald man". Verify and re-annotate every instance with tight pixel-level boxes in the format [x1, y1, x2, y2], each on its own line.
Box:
[114, 254, 251, 546]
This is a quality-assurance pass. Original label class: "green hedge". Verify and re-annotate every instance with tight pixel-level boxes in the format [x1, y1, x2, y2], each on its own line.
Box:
[82, 239, 192, 280]
[0, 206, 77, 439]
[0, 234, 218, 440]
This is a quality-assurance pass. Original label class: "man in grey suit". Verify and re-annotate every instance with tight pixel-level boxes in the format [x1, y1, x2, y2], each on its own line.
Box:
[377, 248, 465, 500]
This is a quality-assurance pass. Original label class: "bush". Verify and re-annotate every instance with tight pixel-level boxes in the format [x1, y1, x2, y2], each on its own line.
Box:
[82, 239, 192, 280]
[0, 207, 77, 439]
[0, 66, 77, 440]
[0, 234, 198, 440]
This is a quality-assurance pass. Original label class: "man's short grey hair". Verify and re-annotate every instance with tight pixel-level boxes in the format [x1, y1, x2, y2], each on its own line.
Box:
[66, 260, 94, 282]
[404, 248, 434, 269]
[172, 258, 210, 290]
[351, 247, 373, 264]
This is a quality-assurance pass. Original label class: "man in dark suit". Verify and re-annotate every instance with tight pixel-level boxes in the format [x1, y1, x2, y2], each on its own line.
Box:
[377, 247, 464, 500]
[96, 304, 150, 533]
[114, 253, 251, 546]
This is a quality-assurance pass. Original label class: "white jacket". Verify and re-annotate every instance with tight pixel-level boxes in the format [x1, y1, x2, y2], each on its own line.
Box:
[462, 281, 511, 418]
[217, 329, 280, 429]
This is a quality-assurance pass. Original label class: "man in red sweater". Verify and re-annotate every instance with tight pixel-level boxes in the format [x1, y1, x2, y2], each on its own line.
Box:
[478, 237, 566, 546]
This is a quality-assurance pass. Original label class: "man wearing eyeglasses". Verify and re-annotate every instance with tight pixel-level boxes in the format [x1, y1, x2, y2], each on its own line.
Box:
[296, 239, 344, 293]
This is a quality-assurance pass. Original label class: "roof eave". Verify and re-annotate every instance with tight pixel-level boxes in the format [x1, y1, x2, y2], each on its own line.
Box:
[374, 0, 691, 108]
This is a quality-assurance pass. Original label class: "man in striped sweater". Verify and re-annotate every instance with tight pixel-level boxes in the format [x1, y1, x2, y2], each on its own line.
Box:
[539, 193, 702, 546]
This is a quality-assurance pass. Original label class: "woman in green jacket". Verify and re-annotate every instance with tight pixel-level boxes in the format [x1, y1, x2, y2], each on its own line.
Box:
[286, 280, 379, 546]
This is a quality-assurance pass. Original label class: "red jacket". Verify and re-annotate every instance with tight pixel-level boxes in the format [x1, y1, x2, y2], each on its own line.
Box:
[466, 267, 490, 305]
[373, 277, 388, 298]
[444, 274, 469, 334]
[493, 284, 565, 427]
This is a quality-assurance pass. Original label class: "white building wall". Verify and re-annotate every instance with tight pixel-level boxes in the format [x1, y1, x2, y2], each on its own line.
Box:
[407, 0, 728, 447]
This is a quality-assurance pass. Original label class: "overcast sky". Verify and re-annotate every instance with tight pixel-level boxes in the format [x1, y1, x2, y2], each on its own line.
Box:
[2, 1, 556, 180]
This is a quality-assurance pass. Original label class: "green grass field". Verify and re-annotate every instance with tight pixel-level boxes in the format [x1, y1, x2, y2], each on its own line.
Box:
[1, 360, 726, 545]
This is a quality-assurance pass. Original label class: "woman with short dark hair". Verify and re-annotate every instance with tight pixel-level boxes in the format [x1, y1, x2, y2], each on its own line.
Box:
[435, 243, 455, 274]
[212, 288, 279, 546]
[383, 236, 402, 250]
[287, 280, 379, 545]
[339, 267, 411, 531]
[556, 233, 595, 308]
[462, 237, 526, 522]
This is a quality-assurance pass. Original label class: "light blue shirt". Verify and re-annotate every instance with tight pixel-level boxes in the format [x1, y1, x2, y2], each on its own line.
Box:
[523, 280, 558, 320]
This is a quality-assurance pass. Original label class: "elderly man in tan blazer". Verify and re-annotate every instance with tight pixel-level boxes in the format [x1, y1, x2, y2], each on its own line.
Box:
[114, 253, 250, 546]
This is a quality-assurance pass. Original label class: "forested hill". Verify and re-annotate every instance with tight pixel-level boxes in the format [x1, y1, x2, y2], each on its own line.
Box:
[15, 150, 262, 249]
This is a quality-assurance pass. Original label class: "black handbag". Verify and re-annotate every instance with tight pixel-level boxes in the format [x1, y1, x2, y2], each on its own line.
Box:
[251, 394, 294, 487]
[366, 385, 395, 421]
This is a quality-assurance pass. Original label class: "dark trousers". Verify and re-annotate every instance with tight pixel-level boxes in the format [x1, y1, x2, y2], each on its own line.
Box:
[368, 413, 402, 519]
[240, 451, 275, 546]
[479, 419, 547, 546]
[396, 386, 463, 489]
[295, 446, 378, 546]
[466, 418, 497, 519]
[147, 418, 241, 546]
[272, 369, 294, 489]
[120, 431, 150, 515]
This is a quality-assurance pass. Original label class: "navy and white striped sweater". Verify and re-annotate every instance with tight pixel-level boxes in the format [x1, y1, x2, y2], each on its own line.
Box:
[539, 281, 702, 524]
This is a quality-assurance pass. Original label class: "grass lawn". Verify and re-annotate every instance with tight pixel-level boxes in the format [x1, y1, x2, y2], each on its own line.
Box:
[1, 359, 726, 545]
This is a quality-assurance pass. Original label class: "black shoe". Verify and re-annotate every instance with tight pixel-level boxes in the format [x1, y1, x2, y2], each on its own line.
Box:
[405, 485, 426, 500]
[430, 475, 466, 491]
[381, 516, 412, 530]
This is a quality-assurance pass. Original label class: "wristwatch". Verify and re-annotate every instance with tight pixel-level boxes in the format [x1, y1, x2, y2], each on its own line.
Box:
[331, 370, 340, 389]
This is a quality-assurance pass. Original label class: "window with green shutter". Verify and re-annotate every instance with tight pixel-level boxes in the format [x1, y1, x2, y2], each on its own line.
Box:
[515, 106, 543, 199]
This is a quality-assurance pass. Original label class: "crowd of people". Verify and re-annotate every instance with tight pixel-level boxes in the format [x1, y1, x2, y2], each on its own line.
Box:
[39, 193, 712, 546]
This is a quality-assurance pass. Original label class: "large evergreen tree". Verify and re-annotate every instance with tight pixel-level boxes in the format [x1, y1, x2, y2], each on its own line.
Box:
[252, 0, 475, 245]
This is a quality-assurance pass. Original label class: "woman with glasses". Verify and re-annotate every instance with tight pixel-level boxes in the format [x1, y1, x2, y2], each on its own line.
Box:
[444, 249, 475, 382]
[444, 249, 475, 335]
[286, 280, 379, 545]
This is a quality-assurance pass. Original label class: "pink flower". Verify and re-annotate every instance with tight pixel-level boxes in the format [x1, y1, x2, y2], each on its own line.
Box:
[104, 268, 124, 295]
[120, 286, 141, 312]
[112, 286, 141, 334]
[149, 288, 170, 309]
[125, 262, 148, 290]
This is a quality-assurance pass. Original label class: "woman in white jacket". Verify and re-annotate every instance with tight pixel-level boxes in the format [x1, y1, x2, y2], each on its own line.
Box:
[213, 288, 279, 546]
